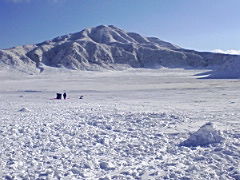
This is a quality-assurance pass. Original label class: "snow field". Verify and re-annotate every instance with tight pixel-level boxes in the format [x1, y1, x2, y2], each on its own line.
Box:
[0, 68, 240, 179]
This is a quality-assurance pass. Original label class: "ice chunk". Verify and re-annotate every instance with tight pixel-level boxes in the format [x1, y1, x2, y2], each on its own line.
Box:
[180, 122, 224, 147]
[99, 161, 115, 171]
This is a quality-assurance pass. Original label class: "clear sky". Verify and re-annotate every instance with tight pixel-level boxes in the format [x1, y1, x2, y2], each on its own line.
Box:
[0, 0, 240, 52]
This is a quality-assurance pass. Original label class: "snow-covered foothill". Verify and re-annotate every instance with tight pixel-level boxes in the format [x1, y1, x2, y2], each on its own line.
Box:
[206, 57, 240, 78]
[180, 122, 224, 147]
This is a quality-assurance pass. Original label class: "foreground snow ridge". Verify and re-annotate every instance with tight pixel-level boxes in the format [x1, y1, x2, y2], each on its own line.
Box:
[180, 122, 224, 147]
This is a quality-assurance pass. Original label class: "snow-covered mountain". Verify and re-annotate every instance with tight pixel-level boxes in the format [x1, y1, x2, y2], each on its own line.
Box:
[1, 25, 240, 73]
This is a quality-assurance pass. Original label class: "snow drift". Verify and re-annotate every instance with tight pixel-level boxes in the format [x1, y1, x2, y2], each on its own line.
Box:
[1, 25, 240, 73]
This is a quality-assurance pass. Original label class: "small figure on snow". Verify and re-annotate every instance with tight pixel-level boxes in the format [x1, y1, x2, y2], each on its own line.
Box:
[56, 93, 62, 99]
[63, 92, 67, 100]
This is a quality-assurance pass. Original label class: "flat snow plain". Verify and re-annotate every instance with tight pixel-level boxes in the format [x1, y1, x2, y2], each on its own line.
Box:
[0, 68, 239, 180]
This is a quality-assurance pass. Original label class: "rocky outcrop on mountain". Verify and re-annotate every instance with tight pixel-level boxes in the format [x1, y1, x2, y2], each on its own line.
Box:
[0, 25, 240, 73]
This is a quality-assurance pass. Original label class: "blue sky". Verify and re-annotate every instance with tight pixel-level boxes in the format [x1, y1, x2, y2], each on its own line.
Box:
[0, 0, 240, 52]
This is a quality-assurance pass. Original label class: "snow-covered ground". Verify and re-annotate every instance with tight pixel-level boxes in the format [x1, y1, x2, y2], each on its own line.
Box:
[0, 68, 239, 179]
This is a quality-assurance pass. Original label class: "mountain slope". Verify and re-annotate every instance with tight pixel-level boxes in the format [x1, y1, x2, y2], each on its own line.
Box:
[0, 25, 239, 73]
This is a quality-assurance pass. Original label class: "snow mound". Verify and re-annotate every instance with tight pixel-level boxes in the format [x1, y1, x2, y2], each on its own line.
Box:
[180, 122, 224, 147]
[19, 107, 31, 112]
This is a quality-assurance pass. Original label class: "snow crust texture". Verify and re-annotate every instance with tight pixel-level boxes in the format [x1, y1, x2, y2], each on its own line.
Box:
[1, 25, 240, 75]
[0, 94, 239, 180]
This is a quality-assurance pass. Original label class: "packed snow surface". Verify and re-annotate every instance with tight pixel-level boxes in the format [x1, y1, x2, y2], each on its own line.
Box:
[0, 68, 240, 179]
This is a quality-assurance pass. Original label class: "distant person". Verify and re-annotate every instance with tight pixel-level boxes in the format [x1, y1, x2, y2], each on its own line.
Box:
[63, 92, 67, 100]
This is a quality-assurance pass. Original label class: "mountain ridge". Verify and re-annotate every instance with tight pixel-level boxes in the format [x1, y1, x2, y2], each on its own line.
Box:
[0, 25, 239, 74]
